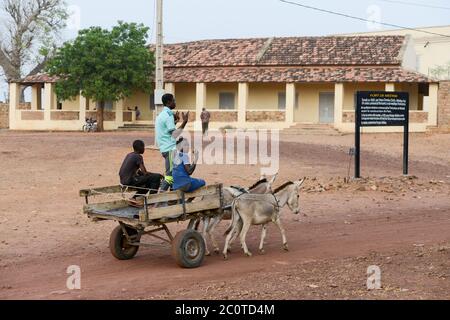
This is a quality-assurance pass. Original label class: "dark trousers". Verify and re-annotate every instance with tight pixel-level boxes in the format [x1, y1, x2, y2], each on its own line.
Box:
[129, 173, 162, 195]
[202, 122, 209, 135]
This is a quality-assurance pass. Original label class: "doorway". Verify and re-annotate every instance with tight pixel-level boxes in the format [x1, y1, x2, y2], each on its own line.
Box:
[319, 92, 335, 124]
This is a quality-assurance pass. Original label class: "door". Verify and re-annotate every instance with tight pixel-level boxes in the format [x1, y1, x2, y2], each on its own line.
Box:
[319, 92, 335, 124]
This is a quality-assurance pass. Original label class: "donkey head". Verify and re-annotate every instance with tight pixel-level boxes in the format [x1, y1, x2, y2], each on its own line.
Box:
[286, 179, 305, 214]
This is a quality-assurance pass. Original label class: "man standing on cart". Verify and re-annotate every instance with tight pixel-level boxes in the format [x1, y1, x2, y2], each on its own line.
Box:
[155, 93, 189, 192]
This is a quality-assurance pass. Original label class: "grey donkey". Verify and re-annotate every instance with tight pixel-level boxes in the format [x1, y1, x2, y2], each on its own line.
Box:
[200, 173, 278, 256]
[223, 179, 305, 259]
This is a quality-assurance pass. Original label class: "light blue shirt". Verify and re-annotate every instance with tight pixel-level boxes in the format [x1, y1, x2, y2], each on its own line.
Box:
[155, 107, 177, 153]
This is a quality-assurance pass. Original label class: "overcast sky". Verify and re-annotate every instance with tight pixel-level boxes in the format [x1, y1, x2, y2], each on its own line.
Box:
[64, 0, 450, 42]
[2, 0, 450, 101]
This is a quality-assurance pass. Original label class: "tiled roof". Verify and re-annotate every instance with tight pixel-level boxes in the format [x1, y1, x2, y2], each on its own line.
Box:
[15, 73, 58, 84]
[163, 36, 406, 67]
[165, 66, 433, 83]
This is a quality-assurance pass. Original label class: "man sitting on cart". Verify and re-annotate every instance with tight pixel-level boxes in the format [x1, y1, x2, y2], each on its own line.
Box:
[119, 140, 163, 205]
[172, 137, 205, 193]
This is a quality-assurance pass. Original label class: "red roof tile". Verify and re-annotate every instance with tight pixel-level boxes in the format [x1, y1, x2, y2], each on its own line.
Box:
[163, 36, 406, 67]
[15, 74, 58, 84]
[165, 66, 433, 83]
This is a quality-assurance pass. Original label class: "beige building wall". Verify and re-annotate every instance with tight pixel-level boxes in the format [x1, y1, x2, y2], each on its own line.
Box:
[342, 83, 385, 110]
[205, 83, 238, 110]
[248, 83, 285, 110]
[340, 25, 450, 78]
[175, 83, 196, 110]
[61, 96, 81, 111]
[295, 83, 334, 123]
[124, 90, 152, 121]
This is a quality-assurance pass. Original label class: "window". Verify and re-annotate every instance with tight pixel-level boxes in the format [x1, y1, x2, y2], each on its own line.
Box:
[219, 92, 235, 110]
[278, 92, 286, 110]
[279, 93, 299, 109]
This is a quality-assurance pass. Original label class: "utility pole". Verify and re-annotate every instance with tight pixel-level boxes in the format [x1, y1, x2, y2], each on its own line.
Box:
[154, 0, 164, 122]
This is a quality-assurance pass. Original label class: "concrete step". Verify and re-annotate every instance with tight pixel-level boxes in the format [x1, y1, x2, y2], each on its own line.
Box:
[282, 123, 342, 135]
[118, 124, 155, 131]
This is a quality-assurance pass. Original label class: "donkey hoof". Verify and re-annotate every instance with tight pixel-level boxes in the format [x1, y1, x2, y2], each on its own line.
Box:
[245, 252, 253, 257]
[205, 251, 211, 257]
[223, 254, 228, 260]
[283, 244, 289, 251]
[259, 249, 265, 255]
[214, 248, 220, 255]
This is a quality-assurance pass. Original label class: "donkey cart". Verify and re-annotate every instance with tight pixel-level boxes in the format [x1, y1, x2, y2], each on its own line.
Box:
[80, 184, 224, 268]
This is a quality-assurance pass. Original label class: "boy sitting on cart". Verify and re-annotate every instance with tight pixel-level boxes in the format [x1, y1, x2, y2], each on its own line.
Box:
[172, 137, 205, 193]
[119, 140, 163, 206]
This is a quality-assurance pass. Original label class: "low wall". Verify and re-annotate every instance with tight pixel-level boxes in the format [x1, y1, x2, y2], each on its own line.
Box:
[0, 103, 8, 128]
[246, 110, 285, 122]
[21, 111, 44, 121]
[51, 111, 80, 121]
[86, 111, 116, 121]
[209, 111, 238, 122]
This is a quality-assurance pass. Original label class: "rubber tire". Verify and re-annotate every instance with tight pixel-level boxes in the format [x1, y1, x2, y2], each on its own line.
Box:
[109, 225, 140, 260]
[171, 229, 206, 268]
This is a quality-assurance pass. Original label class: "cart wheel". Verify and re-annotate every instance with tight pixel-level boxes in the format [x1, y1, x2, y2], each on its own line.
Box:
[109, 225, 140, 260]
[171, 229, 205, 268]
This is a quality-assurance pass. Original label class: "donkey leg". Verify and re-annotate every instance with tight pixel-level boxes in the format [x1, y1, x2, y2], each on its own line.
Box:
[222, 223, 237, 260]
[239, 221, 252, 257]
[274, 218, 289, 251]
[229, 219, 242, 250]
[202, 217, 211, 256]
[259, 224, 268, 254]
[207, 216, 221, 254]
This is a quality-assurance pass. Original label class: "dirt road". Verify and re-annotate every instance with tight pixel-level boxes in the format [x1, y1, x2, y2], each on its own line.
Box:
[0, 131, 449, 299]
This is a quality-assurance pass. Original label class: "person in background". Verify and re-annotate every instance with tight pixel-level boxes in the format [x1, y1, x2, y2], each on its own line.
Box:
[135, 106, 141, 120]
[172, 137, 205, 193]
[200, 108, 211, 137]
[155, 93, 189, 192]
[119, 140, 163, 206]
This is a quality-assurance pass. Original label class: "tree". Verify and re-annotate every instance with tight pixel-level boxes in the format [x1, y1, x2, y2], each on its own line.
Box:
[0, 0, 68, 83]
[46, 22, 155, 131]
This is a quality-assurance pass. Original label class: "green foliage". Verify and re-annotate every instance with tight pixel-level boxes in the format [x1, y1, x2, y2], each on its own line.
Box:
[46, 21, 154, 103]
[429, 61, 450, 80]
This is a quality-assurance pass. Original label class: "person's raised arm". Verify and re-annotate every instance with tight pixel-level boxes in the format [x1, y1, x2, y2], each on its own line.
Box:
[172, 112, 189, 140]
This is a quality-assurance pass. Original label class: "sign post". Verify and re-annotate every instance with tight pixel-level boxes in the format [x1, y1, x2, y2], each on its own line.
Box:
[355, 91, 409, 178]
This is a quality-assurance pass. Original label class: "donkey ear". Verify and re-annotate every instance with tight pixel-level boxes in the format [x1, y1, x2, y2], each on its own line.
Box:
[294, 178, 305, 188]
[269, 172, 279, 185]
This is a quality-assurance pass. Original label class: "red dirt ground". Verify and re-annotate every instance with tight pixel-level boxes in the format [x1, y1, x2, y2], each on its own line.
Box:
[0, 130, 449, 300]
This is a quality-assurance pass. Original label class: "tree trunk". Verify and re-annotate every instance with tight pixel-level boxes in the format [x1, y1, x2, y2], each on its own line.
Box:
[97, 101, 105, 132]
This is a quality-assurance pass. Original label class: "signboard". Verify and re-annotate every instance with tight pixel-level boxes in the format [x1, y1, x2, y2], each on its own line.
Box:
[357, 91, 409, 127]
[355, 91, 410, 178]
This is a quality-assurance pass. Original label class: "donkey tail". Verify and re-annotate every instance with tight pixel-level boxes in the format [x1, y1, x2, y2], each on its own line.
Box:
[224, 199, 241, 236]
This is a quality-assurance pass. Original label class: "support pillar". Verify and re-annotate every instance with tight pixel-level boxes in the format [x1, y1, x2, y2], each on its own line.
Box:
[31, 85, 39, 110]
[334, 83, 344, 129]
[165, 83, 175, 95]
[116, 99, 124, 126]
[196, 83, 206, 130]
[9, 82, 20, 129]
[238, 83, 248, 126]
[286, 83, 296, 124]
[79, 93, 87, 126]
[385, 83, 395, 92]
[428, 83, 439, 127]
[44, 83, 54, 121]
